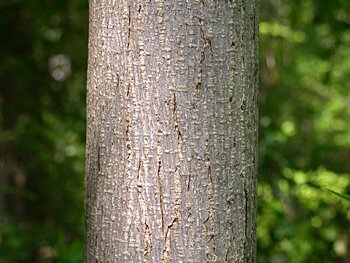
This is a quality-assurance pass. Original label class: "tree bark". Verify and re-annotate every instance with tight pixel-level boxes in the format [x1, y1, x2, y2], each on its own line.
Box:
[85, 0, 258, 262]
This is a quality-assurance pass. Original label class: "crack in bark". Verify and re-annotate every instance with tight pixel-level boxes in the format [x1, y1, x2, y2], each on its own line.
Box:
[97, 146, 101, 172]
[206, 232, 216, 262]
[195, 81, 202, 97]
[196, 44, 204, 98]
[137, 159, 142, 188]
[137, 4, 141, 14]
[243, 183, 249, 257]
[136, 159, 152, 261]
[208, 164, 212, 184]
[115, 73, 120, 92]
[127, 6, 131, 50]
[173, 93, 183, 144]
[126, 83, 130, 97]
[162, 217, 178, 260]
[125, 5, 131, 99]
[195, 22, 207, 99]
[187, 175, 191, 190]
[156, 160, 164, 231]
[125, 117, 131, 154]
[203, 214, 210, 224]
[205, 138, 212, 184]
[144, 221, 152, 261]
[125, 113, 132, 204]
[199, 23, 213, 55]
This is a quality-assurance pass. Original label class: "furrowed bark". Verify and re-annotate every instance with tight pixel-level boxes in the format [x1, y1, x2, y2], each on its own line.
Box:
[85, 0, 258, 262]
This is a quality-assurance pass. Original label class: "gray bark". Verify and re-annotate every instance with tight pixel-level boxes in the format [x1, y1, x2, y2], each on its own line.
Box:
[85, 0, 258, 262]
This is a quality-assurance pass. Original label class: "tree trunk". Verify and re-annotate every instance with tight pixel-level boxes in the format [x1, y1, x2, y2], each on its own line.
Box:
[85, 0, 258, 262]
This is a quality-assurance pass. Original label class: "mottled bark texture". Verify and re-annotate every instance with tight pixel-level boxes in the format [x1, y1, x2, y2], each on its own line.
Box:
[85, 0, 258, 262]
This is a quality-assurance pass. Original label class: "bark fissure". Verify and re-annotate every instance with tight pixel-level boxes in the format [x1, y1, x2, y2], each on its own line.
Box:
[144, 222, 152, 261]
[162, 217, 178, 261]
[127, 6, 131, 50]
[125, 116, 131, 162]
[244, 183, 249, 255]
[85, 0, 258, 261]
[156, 160, 164, 232]
[97, 146, 101, 172]
[172, 93, 183, 144]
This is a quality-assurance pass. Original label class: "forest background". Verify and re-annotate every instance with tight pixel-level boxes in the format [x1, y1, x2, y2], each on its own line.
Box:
[0, 0, 349, 262]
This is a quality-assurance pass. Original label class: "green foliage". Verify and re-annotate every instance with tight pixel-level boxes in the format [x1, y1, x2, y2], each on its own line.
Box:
[0, 0, 87, 261]
[1, 0, 349, 262]
[326, 189, 350, 202]
[259, 0, 350, 262]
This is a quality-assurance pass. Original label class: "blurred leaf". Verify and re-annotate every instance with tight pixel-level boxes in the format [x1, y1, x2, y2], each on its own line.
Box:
[326, 189, 350, 202]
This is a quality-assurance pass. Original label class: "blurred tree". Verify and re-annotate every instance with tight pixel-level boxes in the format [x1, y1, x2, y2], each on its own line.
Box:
[258, 0, 350, 262]
[0, 0, 88, 262]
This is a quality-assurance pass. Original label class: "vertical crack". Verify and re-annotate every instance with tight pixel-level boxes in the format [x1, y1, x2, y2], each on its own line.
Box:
[173, 93, 183, 144]
[208, 164, 212, 184]
[144, 221, 152, 261]
[127, 6, 131, 50]
[162, 217, 178, 261]
[97, 146, 101, 172]
[125, 114, 132, 193]
[137, 159, 142, 186]
[243, 183, 249, 257]
[137, 4, 141, 13]
[126, 83, 131, 97]
[196, 25, 206, 98]
[125, 117, 131, 156]
[136, 159, 152, 260]
[156, 160, 164, 231]
[187, 175, 191, 190]
[115, 73, 120, 92]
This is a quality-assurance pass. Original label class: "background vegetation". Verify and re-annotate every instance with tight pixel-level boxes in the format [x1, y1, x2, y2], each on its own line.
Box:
[0, 0, 349, 262]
